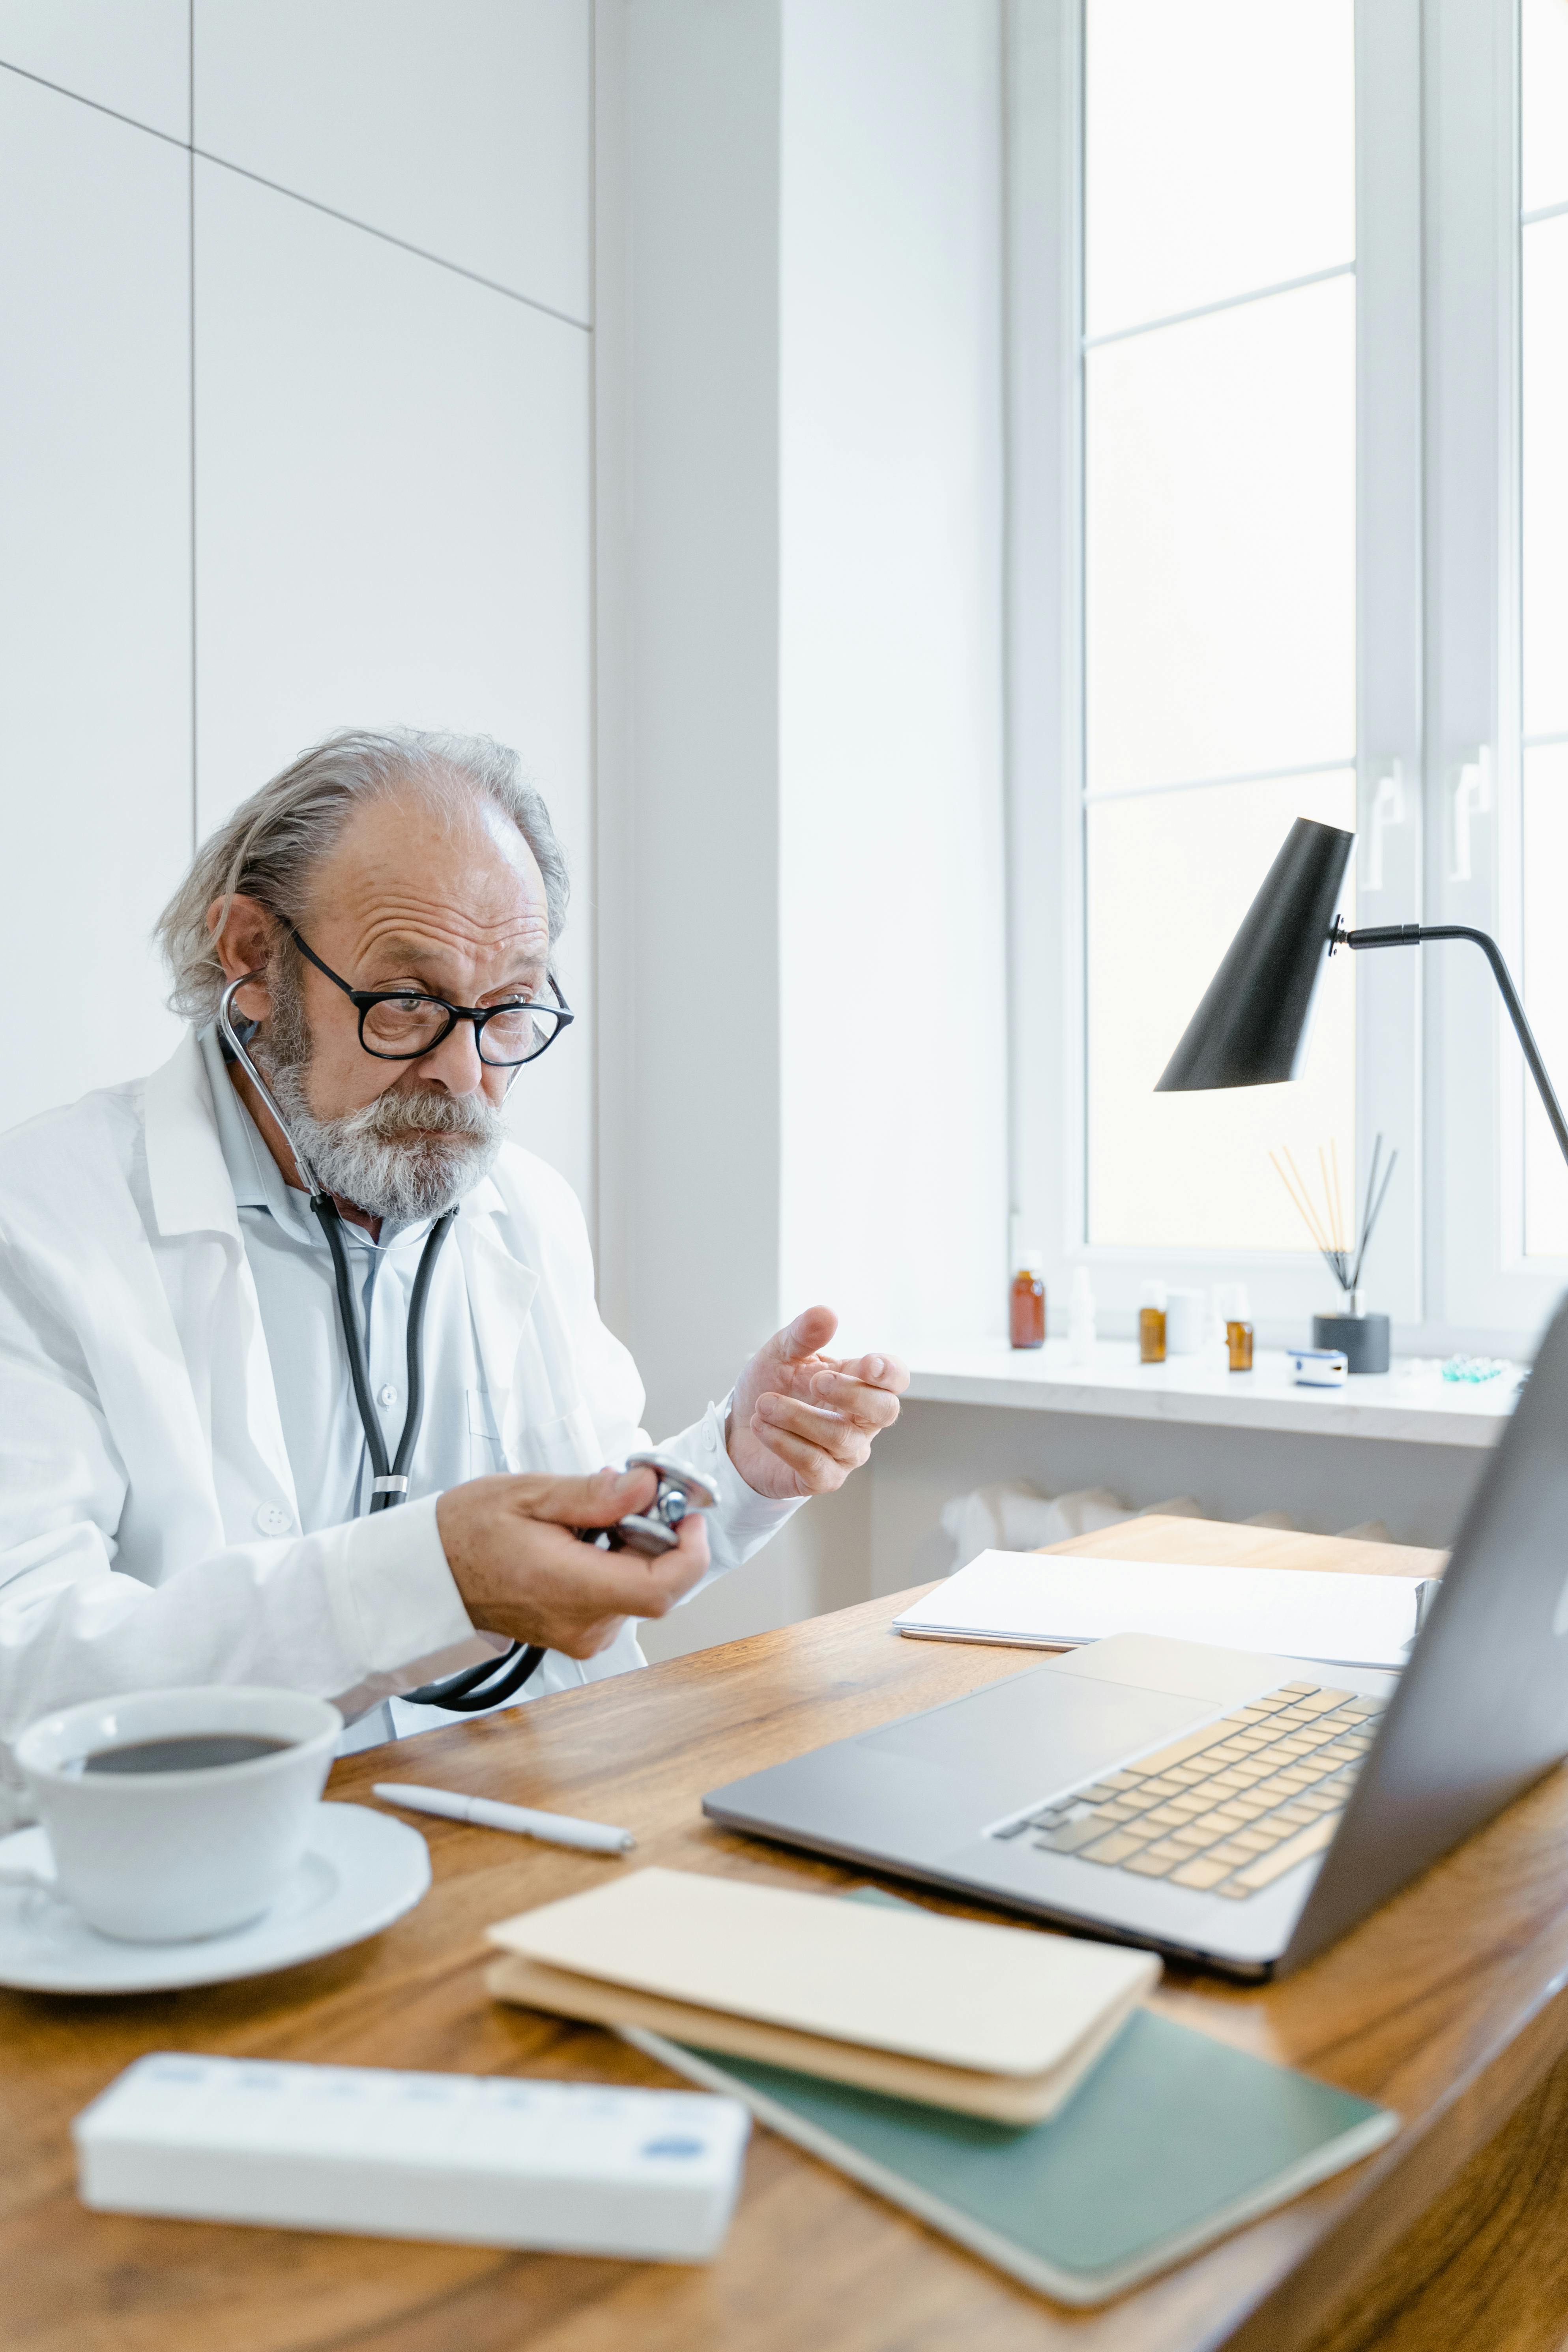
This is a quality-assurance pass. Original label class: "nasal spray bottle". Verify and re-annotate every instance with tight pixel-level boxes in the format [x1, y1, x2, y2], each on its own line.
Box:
[1068, 1267, 1097, 1366]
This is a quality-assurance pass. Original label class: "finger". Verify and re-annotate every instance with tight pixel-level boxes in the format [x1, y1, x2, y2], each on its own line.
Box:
[833, 1351, 909, 1394]
[518, 1463, 658, 1530]
[764, 1304, 839, 1366]
[529, 1508, 710, 1621]
[752, 1394, 868, 1467]
[747, 1422, 847, 1494]
[579, 1509, 711, 1620]
[806, 1369, 902, 1430]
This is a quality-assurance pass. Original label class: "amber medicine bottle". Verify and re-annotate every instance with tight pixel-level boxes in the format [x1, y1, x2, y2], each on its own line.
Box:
[1010, 1247, 1046, 1349]
[1219, 1281, 1254, 1371]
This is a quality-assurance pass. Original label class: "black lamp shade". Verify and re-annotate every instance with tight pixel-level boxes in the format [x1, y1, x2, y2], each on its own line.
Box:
[1155, 817, 1355, 1092]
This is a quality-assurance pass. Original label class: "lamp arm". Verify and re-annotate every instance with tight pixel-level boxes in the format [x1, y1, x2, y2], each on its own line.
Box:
[1340, 920, 1568, 1170]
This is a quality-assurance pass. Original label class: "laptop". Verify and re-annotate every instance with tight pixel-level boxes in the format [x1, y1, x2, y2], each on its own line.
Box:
[705, 1300, 1568, 1980]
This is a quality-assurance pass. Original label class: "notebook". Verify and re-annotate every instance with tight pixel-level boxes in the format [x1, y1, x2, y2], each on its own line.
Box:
[486, 1866, 1159, 2124]
[895, 1549, 1432, 1672]
[629, 2004, 1397, 2304]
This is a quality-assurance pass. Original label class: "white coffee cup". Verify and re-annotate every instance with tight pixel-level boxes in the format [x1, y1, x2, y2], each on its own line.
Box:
[9, 1686, 342, 1942]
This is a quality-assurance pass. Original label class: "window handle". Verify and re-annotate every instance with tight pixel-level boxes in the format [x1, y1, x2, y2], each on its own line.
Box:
[1450, 746, 1493, 884]
[1360, 758, 1406, 893]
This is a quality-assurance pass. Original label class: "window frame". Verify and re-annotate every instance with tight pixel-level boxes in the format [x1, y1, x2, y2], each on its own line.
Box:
[1007, 0, 1559, 1352]
[1423, 0, 1568, 1341]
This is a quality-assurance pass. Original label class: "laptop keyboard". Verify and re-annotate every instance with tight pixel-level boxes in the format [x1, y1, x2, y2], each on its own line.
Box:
[988, 1680, 1386, 1900]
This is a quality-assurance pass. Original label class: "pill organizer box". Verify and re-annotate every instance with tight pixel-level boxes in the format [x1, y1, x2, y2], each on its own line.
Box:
[73, 2051, 750, 2261]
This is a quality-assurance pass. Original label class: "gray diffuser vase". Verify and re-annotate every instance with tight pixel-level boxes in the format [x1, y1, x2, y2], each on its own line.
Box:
[1312, 1311, 1391, 1375]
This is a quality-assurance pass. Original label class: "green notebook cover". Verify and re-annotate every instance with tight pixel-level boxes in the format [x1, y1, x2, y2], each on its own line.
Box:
[621, 1895, 1397, 2304]
[628, 2015, 1396, 2303]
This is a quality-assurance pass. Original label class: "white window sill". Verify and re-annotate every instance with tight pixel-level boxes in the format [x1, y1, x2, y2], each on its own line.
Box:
[905, 1340, 1523, 1448]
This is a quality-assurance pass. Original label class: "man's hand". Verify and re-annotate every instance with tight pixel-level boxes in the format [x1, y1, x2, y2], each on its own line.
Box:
[435, 1465, 709, 1658]
[728, 1306, 907, 1499]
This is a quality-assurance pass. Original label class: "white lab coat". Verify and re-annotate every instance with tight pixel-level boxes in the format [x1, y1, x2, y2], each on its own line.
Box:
[0, 1035, 789, 1822]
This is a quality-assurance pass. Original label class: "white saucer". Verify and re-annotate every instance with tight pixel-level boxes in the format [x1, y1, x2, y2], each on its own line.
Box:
[0, 1802, 430, 1995]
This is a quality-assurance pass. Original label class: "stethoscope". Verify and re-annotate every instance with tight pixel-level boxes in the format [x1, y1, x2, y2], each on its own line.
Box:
[217, 973, 715, 1713]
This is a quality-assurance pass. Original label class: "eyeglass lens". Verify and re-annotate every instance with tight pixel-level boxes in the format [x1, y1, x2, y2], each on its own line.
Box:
[361, 996, 564, 1065]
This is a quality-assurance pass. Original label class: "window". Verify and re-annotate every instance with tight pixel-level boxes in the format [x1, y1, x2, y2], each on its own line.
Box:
[1082, 0, 1357, 1254]
[1010, 0, 1568, 1345]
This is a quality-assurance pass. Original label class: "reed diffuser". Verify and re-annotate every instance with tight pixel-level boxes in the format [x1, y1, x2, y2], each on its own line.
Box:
[1269, 1134, 1397, 1373]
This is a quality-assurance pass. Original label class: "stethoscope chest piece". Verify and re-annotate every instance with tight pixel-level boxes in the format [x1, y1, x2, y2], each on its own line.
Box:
[591, 1450, 719, 1556]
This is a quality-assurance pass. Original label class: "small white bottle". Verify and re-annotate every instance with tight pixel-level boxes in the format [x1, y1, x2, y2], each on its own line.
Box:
[1068, 1267, 1097, 1365]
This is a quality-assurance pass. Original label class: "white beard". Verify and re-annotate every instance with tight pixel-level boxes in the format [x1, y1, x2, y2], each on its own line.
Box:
[258, 964, 506, 1221]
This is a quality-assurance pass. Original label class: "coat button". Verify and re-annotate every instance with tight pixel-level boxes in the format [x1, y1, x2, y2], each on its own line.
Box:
[255, 1503, 292, 1536]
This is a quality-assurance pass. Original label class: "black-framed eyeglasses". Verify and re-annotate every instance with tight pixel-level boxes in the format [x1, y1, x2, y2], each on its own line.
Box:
[288, 927, 574, 1067]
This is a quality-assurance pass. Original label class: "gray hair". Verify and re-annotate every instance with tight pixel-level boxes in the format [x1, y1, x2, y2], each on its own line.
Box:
[156, 726, 569, 1023]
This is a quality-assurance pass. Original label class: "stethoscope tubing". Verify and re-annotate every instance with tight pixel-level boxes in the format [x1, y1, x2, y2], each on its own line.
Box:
[217, 972, 543, 1712]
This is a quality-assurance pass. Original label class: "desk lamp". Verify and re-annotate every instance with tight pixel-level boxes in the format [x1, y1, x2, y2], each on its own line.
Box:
[1156, 815, 1568, 1364]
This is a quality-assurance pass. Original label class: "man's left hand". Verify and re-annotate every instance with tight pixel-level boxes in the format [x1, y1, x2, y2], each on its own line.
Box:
[728, 1306, 907, 1499]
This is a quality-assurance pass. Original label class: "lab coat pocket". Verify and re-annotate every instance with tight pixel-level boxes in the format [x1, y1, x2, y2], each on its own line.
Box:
[501, 1401, 603, 1477]
[466, 1387, 510, 1481]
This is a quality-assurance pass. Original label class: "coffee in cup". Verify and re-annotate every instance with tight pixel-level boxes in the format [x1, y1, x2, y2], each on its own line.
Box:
[12, 1686, 342, 1942]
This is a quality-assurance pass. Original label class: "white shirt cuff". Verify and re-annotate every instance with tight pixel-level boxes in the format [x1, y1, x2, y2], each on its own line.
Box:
[329, 1493, 473, 1676]
[668, 1394, 806, 1566]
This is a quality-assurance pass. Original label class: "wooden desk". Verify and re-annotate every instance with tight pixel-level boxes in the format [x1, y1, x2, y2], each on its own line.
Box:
[10, 1516, 1568, 2352]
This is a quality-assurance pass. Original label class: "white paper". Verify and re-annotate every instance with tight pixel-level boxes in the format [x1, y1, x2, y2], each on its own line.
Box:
[895, 1551, 1426, 1671]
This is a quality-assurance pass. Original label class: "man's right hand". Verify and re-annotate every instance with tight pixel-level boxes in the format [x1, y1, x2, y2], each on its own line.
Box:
[434, 1465, 709, 1659]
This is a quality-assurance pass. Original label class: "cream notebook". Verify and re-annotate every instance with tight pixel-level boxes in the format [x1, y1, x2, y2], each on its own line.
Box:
[486, 1868, 1160, 2123]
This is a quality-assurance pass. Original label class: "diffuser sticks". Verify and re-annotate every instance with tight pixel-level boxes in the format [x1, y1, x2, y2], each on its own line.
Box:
[1269, 1134, 1397, 1301]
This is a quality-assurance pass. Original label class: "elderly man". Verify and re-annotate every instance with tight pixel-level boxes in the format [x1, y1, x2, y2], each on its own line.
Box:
[0, 728, 904, 1807]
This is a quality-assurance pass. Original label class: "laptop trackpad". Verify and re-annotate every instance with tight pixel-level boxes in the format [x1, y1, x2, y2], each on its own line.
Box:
[859, 1666, 1204, 1810]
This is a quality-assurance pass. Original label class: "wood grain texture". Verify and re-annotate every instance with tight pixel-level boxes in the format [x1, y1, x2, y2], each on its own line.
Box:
[0, 1516, 1548, 2352]
[1297, 2037, 1568, 2352]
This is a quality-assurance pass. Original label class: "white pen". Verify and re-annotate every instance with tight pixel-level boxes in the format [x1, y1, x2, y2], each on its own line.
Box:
[373, 1782, 635, 1855]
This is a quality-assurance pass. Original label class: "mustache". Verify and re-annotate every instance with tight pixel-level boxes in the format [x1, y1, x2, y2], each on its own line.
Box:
[337, 1085, 504, 1145]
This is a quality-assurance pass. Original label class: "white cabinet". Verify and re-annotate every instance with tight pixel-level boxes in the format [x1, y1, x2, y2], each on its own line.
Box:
[193, 0, 591, 321]
[0, 0, 189, 140]
[0, 73, 190, 1126]
[193, 160, 593, 1205]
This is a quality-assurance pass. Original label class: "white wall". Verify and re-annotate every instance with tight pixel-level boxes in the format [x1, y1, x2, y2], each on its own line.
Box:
[602, 0, 1008, 1403]
[0, 10, 595, 1210]
[597, 0, 786, 1439]
[192, 162, 593, 1201]
[600, 0, 1009, 1650]
[779, 0, 1008, 1356]
[0, 0, 189, 138]
[0, 67, 190, 1128]
[192, 0, 590, 320]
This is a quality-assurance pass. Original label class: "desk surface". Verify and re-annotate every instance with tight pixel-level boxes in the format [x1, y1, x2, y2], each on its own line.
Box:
[15, 1515, 1568, 2352]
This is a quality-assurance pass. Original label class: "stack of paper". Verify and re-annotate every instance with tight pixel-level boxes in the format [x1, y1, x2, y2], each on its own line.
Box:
[487, 1866, 1159, 2124]
[894, 1550, 1431, 1671]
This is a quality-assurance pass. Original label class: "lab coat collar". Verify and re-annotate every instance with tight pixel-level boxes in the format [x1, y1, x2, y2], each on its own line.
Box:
[141, 1031, 299, 1523]
[198, 1022, 271, 1210]
[142, 1031, 244, 1245]
[459, 1171, 507, 1222]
